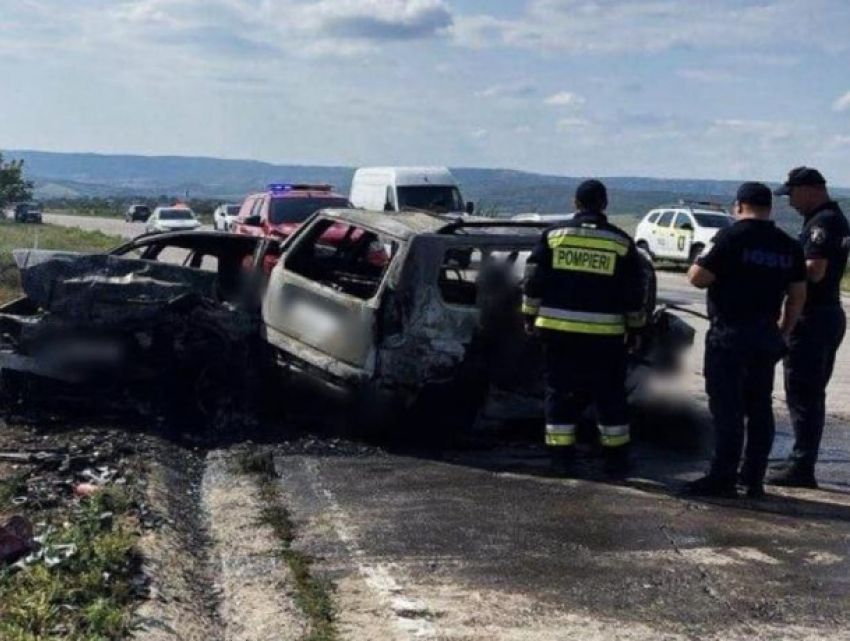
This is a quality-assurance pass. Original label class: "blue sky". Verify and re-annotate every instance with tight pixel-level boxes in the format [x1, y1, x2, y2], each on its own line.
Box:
[2, 0, 849, 184]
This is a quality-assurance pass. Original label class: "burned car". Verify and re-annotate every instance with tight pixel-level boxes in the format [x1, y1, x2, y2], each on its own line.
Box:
[0, 231, 280, 418]
[262, 209, 694, 433]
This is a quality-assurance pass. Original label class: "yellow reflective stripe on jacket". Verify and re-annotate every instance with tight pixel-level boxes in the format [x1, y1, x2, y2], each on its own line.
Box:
[538, 308, 624, 324]
[548, 226, 630, 246]
[600, 434, 631, 447]
[548, 234, 629, 257]
[599, 424, 630, 447]
[535, 308, 626, 335]
[535, 317, 626, 335]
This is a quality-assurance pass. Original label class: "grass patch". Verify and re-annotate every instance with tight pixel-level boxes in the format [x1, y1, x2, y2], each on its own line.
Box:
[842, 271, 850, 293]
[0, 486, 141, 640]
[0, 220, 122, 303]
[240, 450, 337, 641]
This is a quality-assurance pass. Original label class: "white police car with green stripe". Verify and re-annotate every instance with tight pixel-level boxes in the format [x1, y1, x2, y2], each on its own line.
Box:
[634, 201, 732, 264]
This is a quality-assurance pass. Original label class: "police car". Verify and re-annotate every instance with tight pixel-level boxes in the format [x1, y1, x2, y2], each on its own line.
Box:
[634, 201, 732, 264]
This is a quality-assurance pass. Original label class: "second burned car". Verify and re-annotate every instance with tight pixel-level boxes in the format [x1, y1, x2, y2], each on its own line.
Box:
[262, 209, 694, 433]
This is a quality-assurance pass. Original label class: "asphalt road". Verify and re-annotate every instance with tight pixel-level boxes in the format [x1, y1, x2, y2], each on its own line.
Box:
[44, 213, 850, 639]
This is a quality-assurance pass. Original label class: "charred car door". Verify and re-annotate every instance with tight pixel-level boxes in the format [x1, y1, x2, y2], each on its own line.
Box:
[262, 216, 400, 382]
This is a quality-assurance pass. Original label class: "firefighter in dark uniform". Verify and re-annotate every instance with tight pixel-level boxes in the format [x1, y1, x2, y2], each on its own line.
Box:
[770, 167, 850, 488]
[522, 179, 646, 476]
[686, 182, 807, 498]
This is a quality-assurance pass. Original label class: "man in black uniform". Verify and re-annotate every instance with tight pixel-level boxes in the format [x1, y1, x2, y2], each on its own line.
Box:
[771, 167, 850, 488]
[522, 179, 646, 476]
[686, 182, 806, 498]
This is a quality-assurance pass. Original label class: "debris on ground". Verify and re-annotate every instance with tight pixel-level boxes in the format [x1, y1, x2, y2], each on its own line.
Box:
[0, 420, 155, 638]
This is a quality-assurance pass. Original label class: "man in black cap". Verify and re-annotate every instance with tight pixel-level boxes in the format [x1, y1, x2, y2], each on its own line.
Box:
[771, 167, 850, 488]
[522, 179, 646, 476]
[686, 182, 807, 498]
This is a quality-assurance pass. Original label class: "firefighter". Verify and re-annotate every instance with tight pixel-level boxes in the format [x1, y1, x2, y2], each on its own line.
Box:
[686, 182, 807, 498]
[770, 167, 850, 488]
[522, 179, 646, 476]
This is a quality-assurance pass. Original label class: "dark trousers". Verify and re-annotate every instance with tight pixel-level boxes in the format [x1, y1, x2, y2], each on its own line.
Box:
[705, 339, 781, 484]
[543, 334, 629, 449]
[784, 305, 846, 472]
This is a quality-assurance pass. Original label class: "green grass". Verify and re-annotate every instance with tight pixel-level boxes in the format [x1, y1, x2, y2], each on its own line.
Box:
[0, 486, 141, 640]
[240, 450, 338, 641]
[0, 220, 122, 303]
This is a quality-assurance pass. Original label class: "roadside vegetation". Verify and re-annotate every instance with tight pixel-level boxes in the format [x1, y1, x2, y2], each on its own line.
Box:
[0, 220, 122, 303]
[0, 483, 143, 640]
[237, 450, 338, 641]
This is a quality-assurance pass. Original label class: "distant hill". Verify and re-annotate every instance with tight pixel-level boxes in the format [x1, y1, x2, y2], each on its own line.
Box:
[6, 149, 848, 231]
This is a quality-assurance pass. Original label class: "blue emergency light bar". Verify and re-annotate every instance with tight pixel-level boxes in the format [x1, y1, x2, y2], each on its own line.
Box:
[268, 183, 332, 193]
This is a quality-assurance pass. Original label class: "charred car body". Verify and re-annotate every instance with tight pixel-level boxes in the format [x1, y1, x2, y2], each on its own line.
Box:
[0, 213, 693, 433]
[0, 232, 279, 418]
[262, 209, 694, 431]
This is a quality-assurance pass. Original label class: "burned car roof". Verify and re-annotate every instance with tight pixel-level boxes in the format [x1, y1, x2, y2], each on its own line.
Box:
[314, 208, 550, 241]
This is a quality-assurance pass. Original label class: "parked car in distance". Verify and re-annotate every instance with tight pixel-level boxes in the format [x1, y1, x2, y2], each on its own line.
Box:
[213, 203, 242, 231]
[12, 202, 43, 223]
[145, 205, 202, 234]
[125, 204, 152, 223]
[232, 183, 350, 240]
[349, 166, 474, 215]
[634, 200, 732, 264]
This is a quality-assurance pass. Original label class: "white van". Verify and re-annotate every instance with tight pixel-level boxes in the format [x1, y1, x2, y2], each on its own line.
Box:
[350, 167, 473, 215]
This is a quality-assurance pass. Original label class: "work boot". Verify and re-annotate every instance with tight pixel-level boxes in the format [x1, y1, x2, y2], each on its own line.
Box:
[744, 482, 766, 499]
[768, 466, 818, 489]
[603, 446, 631, 479]
[683, 475, 738, 499]
[738, 466, 765, 499]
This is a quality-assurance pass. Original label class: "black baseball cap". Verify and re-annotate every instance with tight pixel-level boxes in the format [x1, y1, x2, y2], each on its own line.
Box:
[774, 166, 826, 196]
[575, 179, 608, 210]
[736, 182, 772, 208]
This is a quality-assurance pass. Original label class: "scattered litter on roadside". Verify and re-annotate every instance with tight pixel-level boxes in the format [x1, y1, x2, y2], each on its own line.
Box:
[80, 466, 117, 486]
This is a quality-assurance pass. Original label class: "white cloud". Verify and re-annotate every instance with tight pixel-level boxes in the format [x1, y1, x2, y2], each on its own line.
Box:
[556, 117, 590, 131]
[544, 91, 585, 107]
[453, 0, 850, 55]
[471, 129, 489, 139]
[0, 0, 454, 64]
[303, 0, 453, 41]
[833, 91, 850, 112]
[476, 83, 537, 100]
[712, 119, 774, 130]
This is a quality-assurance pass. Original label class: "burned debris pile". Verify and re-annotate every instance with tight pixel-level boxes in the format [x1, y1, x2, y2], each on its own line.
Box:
[0, 249, 259, 423]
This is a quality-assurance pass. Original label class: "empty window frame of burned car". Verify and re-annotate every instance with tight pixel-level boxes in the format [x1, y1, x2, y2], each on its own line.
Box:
[263, 214, 401, 373]
[110, 232, 279, 305]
